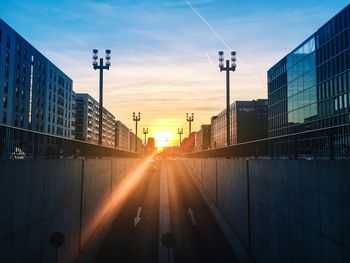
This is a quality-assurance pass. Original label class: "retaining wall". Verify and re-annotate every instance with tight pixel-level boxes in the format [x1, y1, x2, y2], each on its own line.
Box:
[0, 158, 140, 263]
[183, 158, 350, 263]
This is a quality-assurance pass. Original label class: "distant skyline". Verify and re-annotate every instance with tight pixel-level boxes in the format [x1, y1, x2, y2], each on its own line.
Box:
[1, 0, 349, 146]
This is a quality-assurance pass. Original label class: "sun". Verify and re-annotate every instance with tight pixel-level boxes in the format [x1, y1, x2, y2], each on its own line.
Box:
[154, 131, 174, 149]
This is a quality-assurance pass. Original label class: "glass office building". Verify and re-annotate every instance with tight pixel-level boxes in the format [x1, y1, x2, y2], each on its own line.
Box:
[268, 4, 350, 137]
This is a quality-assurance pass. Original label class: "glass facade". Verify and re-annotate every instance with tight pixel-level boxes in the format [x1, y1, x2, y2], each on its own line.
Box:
[268, 4, 350, 137]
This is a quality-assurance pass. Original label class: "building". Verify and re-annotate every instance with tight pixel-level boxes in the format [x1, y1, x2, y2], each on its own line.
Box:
[0, 19, 75, 138]
[115, 120, 130, 151]
[129, 131, 143, 153]
[195, 124, 211, 151]
[180, 132, 196, 153]
[211, 100, 268, 148]
[75, 93, 115, 147]
[268, 4, 350, 137]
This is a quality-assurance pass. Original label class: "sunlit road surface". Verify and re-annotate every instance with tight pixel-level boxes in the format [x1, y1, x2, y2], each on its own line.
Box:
[95, 161, 160, 263]
[93, 159, 237, 263]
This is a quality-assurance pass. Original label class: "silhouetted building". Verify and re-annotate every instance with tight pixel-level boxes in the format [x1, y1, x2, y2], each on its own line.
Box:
[268, 4, 350, 137]
[0, 19, 75, 138]
[75, 93, 115, 147]
[181, 132, 196, 153]
[129, 131, 143, 153]
[115, 120, 130, 151]
[211, 100, 268, 148]
[147, 137, 155, 149]
[195, 124, 211, 151]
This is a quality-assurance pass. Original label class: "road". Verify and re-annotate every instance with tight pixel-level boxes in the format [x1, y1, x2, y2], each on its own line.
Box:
[94, 161, 160, 263]
[166, 160, 237, 263]
[93, 159, 237, 263]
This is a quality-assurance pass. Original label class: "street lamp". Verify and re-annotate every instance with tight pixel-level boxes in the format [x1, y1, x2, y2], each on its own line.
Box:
[143, 128, 149, 146]
[219, 50, 236, 146]
[133, 112, 141, 152]
[186, 113, 194, 135]
[178, 128, 183, 147]
[92, 49, 111, 145]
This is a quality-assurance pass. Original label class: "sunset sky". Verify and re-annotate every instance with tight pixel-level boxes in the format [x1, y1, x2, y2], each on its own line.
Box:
[1, 0, 348, 146]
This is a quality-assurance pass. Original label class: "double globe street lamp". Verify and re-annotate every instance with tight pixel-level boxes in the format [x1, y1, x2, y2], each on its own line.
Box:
[92, 49, 111, 145]
[218, 50, 236, 146]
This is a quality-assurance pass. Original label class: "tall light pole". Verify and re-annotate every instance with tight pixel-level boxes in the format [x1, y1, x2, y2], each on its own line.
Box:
[133, 112, 141, 152]
[92, 49, 111, 145]
[219, 51, 236, 146]
[178, 128, 183, 147]
[186, 113, 194, 135]
[143, 128, 149, 146]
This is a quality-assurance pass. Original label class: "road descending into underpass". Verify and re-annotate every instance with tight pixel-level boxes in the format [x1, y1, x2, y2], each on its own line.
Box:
[92, 159, 238, 263]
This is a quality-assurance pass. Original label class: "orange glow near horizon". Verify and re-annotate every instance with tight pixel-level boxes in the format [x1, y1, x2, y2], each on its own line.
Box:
[154, 130, 176, 149]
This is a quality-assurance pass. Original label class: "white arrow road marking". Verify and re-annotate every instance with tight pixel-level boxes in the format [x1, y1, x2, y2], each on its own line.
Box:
[187, 207, 197, 227]
[134, 207, 142, 227]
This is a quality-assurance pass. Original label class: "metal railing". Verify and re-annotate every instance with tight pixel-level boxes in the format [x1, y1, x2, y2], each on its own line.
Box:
[186, 124, 350, 159]
[0, 124, 139, 159]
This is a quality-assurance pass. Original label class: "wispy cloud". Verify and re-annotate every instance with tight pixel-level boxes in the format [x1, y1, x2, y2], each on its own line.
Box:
[2, 0, 348, 138]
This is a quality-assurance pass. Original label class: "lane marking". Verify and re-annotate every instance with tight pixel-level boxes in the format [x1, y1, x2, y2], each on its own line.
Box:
[159, 161, 174, 263]
[134, 206, 142, 227]
[187, 207, 197, 227]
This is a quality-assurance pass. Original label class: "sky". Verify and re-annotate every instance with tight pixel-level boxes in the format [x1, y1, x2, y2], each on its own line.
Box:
[1, 0, 349, 146]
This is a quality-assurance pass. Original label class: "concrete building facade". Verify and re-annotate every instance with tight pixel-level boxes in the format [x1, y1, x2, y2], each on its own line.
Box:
[129, 131, 143, 153]
[211, 100, 268, 148]
[0, 19, 75, 138]
[115, 120, 130, 151]
[75, 93, 115, 147]
[195, 124, 211, 151]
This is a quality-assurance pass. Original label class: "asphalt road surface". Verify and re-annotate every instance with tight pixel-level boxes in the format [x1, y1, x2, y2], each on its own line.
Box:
[166, 160, 237, 263]
[94, 161, 160, 263]
[93, 159, 237, 263]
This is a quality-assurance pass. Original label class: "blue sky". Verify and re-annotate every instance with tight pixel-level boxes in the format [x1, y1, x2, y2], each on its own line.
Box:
[1, 0, 349, 143]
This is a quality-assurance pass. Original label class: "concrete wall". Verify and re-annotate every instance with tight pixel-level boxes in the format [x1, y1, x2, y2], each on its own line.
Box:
[183, 158, 350, 263]
[0, 158, 141, 263]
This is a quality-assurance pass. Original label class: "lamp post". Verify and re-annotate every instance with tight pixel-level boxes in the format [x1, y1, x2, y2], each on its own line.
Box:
[143, 128, 149, 146]
[186, 113, 194, 136]
[92, 49, 111, 145]
[218, 51, 236, 146]
[177, 128, 183, 147]
[133, 112, 141, 152]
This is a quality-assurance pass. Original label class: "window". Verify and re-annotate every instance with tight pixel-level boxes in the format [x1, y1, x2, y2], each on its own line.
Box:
[335, 98, 338, 111]
[5, 51, 9, 64]
[6, 35, 10, 49]
[2, 113, 7, 123]
[3, 96, 8, 108]
[4, 81, 8, 93]
[4, 67, 9, 78]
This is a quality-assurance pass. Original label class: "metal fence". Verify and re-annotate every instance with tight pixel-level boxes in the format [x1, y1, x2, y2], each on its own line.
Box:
[186, 124, 350, 159]
[0, 124, 139, 159]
